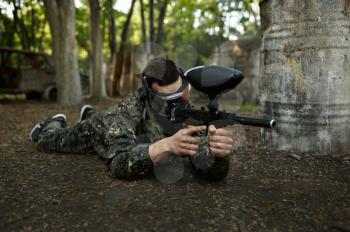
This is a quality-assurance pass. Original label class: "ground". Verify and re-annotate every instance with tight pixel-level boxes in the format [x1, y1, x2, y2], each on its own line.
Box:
[0, 98, 349, 232]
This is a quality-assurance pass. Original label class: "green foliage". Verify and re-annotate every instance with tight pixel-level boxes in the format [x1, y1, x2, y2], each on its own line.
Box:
[0, 0, 260, 72]
[0, 10, 18, 48]
[0, 0, 49, 51]
[161, 0, 260, 64]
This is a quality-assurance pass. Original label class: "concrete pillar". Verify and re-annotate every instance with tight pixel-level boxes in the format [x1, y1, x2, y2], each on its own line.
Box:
[259, 0, 350, 156]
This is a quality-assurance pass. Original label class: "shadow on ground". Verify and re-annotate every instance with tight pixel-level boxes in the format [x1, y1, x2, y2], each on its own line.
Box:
[0, 98, 349, 232]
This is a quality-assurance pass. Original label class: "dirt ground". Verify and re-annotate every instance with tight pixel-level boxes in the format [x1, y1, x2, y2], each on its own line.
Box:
[0, 98, 349, 232]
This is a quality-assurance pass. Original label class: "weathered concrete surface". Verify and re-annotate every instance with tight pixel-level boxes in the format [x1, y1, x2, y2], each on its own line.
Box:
[259, 0, 350, 155]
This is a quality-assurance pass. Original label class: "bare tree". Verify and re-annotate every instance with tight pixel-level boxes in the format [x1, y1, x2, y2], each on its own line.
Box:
[140, 0, 147, 44]
[156, 0, 169, 45]
[113, 0, 136, 96]
[89, 0, 106, 99]
[105, 0, 117, 96]
[107, 0, 116, 63]
[149, 0, 154, 43]
[44, 0, 82, 106]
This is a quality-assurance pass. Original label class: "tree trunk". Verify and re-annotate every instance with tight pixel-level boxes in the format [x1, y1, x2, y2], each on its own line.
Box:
[119, 51, 133, 97]
[89, 0, 106, 99]
[149, 0, 154, 43]
[113, 0, 136, 96]
[106, 53, 116, 96]
[106, 0, 116, 63]
[44, 0, 59, 67]
[106, 0, 117, 96]
[140, 0, 147, 44]
[44, 0, 82, 106]
[129, 51, 138, 91]
[156, 0, 168, 45]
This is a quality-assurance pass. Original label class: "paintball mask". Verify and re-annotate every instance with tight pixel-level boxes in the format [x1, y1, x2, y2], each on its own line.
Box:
[142, 75, 190, 118]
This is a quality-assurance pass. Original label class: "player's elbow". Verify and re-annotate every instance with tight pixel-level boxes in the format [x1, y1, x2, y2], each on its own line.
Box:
[109, 153, 152, 180]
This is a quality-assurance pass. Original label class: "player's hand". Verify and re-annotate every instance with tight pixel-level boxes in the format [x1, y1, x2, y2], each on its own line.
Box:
[167, 125, 207, 156]
[208, 125, 234, 157]
[149, 125, 206, 164]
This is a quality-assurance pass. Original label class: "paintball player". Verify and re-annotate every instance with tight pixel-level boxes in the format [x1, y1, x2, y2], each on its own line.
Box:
[29, 58, 235, 181]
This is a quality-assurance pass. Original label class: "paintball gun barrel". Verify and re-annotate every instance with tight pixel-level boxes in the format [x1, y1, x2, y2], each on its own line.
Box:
[171, 65, 276, 129]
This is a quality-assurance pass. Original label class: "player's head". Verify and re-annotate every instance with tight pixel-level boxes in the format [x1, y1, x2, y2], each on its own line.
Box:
[142, 58, 181, 87]
[142, 58, 190, 118]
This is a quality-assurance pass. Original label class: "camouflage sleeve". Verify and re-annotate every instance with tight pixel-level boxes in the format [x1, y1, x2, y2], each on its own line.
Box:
[97, 92, 153, 180]
[189, 136, 230, 181]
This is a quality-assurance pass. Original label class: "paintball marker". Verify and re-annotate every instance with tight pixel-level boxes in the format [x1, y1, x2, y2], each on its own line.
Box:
[171, 65, 276, 129]
[166, 65, 277, 174]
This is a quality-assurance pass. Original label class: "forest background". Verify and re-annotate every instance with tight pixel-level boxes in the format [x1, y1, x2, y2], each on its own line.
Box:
[0, 0, 260, 105]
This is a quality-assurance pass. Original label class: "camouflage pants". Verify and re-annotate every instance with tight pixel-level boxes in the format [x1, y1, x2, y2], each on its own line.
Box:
[37, 113, 105, 157]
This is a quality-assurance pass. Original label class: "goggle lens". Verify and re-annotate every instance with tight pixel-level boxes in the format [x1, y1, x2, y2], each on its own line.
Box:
[143, 76, 190, 117]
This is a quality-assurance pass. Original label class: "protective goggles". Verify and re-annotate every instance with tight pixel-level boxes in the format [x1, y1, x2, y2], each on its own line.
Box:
[142, 76, 190, 117]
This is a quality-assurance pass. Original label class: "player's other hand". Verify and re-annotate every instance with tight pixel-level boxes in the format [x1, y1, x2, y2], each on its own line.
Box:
[208, 125, 234, 157]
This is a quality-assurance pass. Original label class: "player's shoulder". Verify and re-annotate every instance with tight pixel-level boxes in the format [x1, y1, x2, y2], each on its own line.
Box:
[119, 88, 147, 108]
[103, 88, 147, 117]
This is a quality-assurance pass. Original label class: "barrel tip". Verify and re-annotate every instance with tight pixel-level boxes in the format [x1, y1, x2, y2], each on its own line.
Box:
[270, 119, 276, 128]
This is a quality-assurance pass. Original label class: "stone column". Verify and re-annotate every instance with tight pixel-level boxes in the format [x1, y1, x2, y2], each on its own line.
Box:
[259, 0, 350, 156]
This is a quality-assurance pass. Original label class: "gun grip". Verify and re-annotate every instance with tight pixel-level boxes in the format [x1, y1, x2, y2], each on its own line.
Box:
[187, 124, 208, 136]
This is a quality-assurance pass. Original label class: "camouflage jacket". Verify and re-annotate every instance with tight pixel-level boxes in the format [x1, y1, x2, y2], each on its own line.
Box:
[89, 88, 229, 180]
